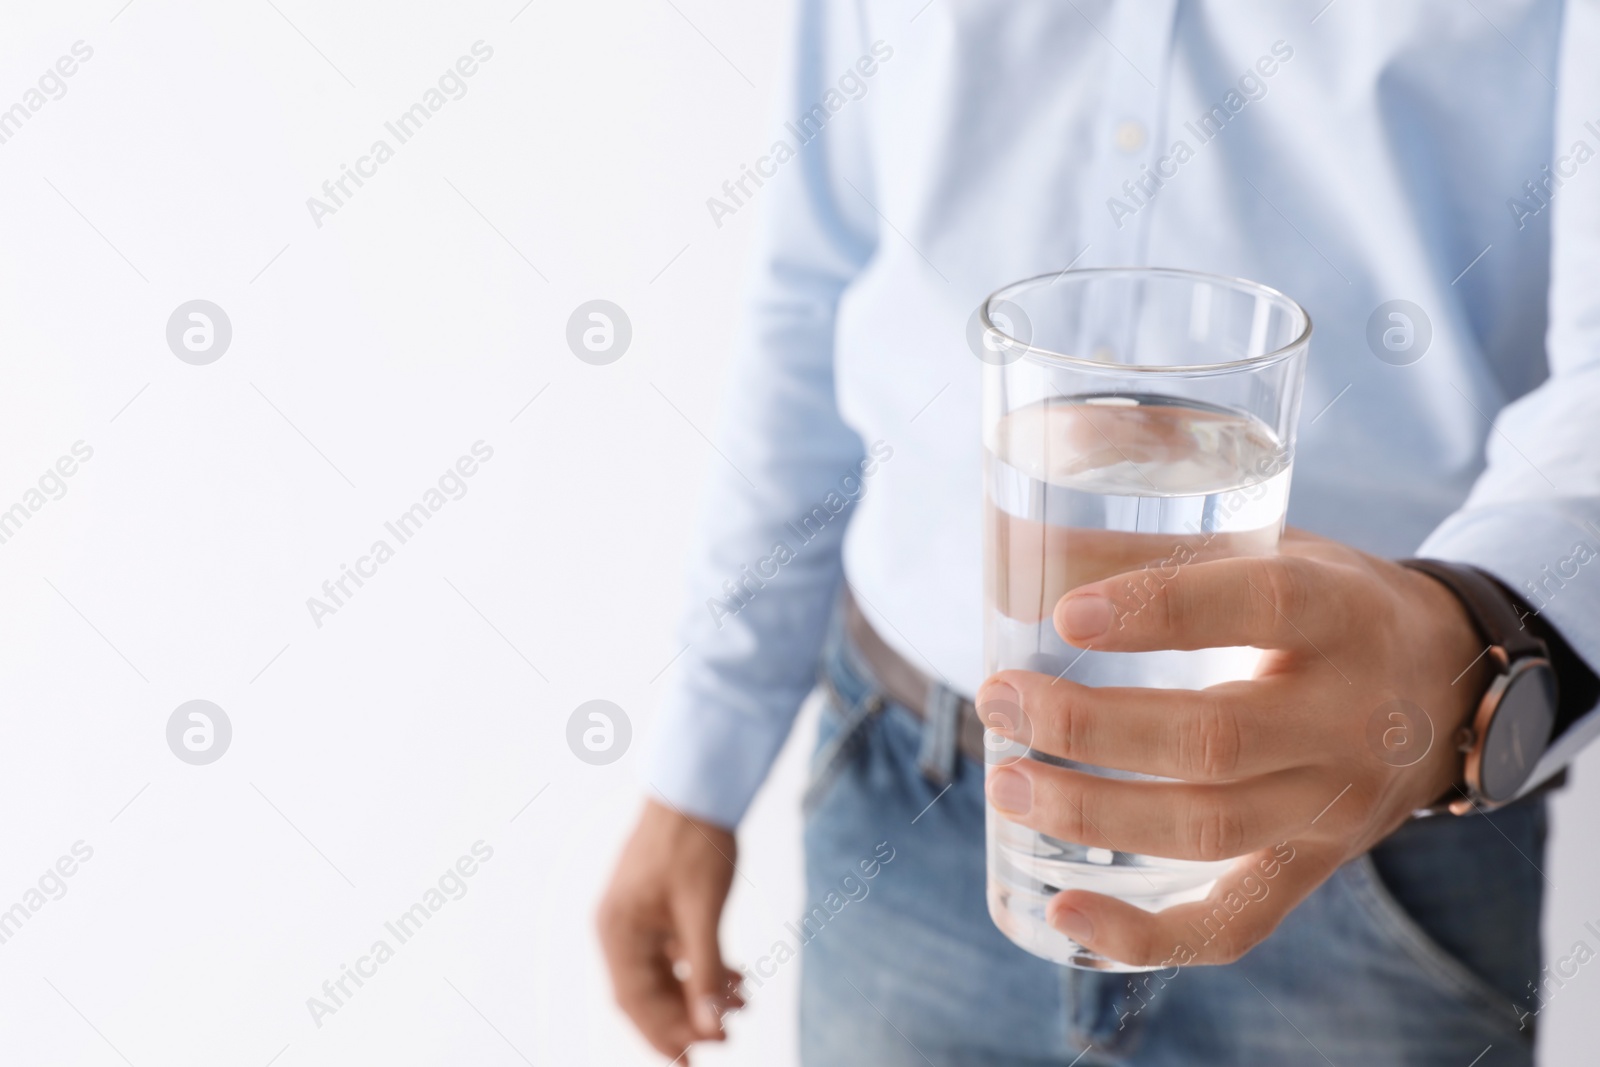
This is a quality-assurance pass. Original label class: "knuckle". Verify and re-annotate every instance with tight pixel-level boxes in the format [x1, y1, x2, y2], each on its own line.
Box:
[1156, 572, 1187, 638]
[1252, 557, 1311, 634]
[597, 884, 639, 923]
[1361, 575, 1401, 637]
[1047, 686, 1086, 759]
[1179, 696, 1242, 781]
[1047, 781, 1095, 843]
[1216, 911, 1285, 964]
[595, 889, 652, 952]
[1108, 569, 1156, 632]
[1184, 799, 1248, 862]
[1120, 928, 1164, 968]
[1208, 928, 1253, 965]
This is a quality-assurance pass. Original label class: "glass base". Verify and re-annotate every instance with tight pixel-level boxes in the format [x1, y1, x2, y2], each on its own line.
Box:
[987, 879, 1155, 971]
[985, 811, 1227, 970]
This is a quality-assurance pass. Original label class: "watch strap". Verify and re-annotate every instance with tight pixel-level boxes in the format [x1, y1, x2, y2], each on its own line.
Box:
[1399, 559, 1546, 662]
[1400, 558, 1558, 815]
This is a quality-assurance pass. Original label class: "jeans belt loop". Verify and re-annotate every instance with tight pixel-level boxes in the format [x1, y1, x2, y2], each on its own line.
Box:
[917, 680, 961, 787]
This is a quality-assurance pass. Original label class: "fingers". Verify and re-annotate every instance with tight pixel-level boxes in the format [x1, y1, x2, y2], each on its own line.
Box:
[672, 888, 743, 1040]
[979, 672, 1306, 781]
[985, 761, 1341, 862]
[1055, 554, 1361, 654]
[596, 902, 703, 1060]
[1046, 841, 1340, 967]
[598, 801, 743, 1062]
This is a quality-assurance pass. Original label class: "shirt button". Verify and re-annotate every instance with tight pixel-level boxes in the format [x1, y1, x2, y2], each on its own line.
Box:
[1115, 120, 1147, 153]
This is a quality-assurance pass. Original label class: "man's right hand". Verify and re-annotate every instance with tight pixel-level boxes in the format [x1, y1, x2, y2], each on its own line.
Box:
[597, 799, 744, 1063]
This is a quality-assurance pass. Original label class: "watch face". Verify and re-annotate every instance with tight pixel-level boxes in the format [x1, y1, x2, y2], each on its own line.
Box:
[1478, 661, 1559, 804]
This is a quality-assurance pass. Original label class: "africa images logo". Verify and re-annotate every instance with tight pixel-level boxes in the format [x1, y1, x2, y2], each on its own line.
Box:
[304, 41, 495, 228]
[166, 300, 233, 365]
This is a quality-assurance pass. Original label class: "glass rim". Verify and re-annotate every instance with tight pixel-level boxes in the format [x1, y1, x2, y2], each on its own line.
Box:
[980, 266, 1313, 376]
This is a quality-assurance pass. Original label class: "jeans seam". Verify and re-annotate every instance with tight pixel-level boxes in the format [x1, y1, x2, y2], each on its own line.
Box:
[1343, 854, 1529, 1032]
[916, 681, 961, 787]
[801, 677, 885, 815]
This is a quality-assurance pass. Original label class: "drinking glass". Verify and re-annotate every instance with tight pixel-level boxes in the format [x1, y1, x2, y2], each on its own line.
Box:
[979, 267, 1311, 969]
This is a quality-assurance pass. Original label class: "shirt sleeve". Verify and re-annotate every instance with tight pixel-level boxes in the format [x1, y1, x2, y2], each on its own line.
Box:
[645, 0, 880, 828]
[1415, 0, 1600, 789]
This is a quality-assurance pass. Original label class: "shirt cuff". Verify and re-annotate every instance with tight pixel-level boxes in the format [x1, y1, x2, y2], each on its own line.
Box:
[645, 686, 802, 830]
[1416, 501, 1600, 790]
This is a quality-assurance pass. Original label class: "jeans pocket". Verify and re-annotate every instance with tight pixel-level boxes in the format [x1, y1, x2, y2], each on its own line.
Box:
[1341, 853, 1530, 1034]
[801, 681, 883, 816]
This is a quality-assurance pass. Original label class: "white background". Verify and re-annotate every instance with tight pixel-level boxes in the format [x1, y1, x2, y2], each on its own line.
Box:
[0, 1, 1594, 1064]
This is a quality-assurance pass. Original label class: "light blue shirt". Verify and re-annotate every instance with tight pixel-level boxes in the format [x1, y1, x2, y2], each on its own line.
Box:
[650, 0, 1600, 828]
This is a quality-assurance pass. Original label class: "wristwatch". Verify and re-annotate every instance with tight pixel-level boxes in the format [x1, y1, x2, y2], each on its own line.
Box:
[1400, 559, 1560, 815]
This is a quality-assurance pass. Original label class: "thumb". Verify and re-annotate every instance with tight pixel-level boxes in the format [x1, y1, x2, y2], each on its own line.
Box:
[1048, 841, 1339, 968]
[672, 890, 735, 1039]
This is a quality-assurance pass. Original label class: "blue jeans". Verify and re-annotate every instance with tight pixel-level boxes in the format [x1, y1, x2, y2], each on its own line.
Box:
[798, 613, 1547, 1066]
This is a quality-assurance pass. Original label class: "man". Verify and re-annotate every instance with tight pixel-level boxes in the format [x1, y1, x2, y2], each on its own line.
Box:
[599, 1, 1600, 1063]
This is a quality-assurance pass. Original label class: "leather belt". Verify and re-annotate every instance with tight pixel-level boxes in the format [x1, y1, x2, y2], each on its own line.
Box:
[842, 590, 989, 765]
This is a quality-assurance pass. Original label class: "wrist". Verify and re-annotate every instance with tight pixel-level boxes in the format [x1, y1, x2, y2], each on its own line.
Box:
[645, 797, 736, 844]
[1398, 558, 1561, 812]
[1397, 564, 1483, 804]
[1401, 562, 1488, 721]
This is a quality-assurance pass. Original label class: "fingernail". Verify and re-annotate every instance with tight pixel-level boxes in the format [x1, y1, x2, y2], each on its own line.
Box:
[692, 995, 723, 1035]
[978, 682, 1021, 730]
[987, 767, 1032, 814]
[1052, 906, 1095, 945]
[1060, 594, 1112, 640]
